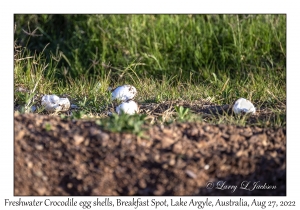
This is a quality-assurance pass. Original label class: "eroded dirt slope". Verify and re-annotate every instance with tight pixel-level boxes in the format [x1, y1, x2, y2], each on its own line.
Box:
[14, 113, 286, 196]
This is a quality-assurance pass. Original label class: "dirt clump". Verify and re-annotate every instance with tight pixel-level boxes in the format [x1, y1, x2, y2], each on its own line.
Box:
[14, 113, 286, 196]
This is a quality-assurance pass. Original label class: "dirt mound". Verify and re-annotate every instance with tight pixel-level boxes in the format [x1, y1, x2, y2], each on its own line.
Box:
[14, 113, 286, 196]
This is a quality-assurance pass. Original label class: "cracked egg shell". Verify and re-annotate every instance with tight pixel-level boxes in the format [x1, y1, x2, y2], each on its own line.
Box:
[233, 98, 256, 114]
[111, 85, 137, 102]
[41, 94, 70, 113]
[116, 100, 139, 115]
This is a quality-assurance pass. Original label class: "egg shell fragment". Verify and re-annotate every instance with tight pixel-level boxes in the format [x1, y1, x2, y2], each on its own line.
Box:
[41, 94, 70, 112]
[116, 100, 139, 115]
[111, 85, 137, 102]
[233, 98, 256, 114]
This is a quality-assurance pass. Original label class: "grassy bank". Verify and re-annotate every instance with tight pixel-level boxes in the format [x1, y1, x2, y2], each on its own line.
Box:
[14, 14, 286, 128]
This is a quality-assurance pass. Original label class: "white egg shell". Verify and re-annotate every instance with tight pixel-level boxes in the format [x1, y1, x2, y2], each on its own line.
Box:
[41, 94, 70, 112]
[116, 100, 139, 115]
[111, 85, 137, 101]
[59, 98, 71, 111]
[233, 98, 256, 114]
[42, 94, 60, 105]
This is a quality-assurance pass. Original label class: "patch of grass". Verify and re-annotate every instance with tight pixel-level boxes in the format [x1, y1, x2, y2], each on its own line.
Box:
[14, 14, 286, 128]
[14, 15, 285, 82]
[96, 113, 147, 136]
[44, 123, 52, 131]
[175, 106, 191, 122]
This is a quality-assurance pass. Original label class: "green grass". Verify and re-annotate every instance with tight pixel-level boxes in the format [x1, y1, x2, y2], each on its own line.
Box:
[95, 113, 147, 137]
[14, 14, 286, 130]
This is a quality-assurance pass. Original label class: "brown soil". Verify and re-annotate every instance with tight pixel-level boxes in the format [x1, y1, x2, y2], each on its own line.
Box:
[14, 113, 286, 196]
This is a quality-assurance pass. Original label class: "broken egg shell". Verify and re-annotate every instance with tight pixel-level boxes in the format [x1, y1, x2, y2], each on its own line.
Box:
[41, 94, 70, 112]
[41, 95, 60, 105]
[116, 100, 139, 115]
[111, 85, 137, 102]
[233, 98, 256, 114]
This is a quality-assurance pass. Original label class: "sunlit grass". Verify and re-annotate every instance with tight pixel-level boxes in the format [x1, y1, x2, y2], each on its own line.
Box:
[14, 14, 286, 129]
